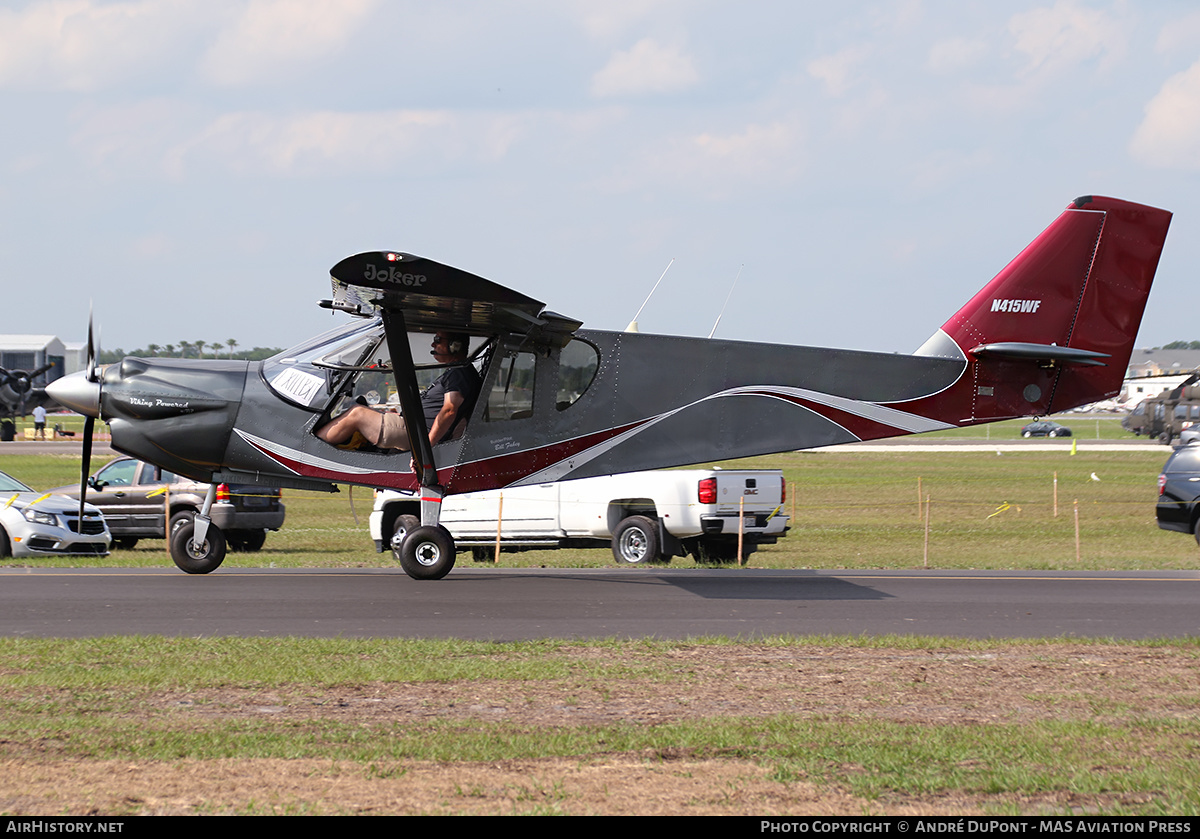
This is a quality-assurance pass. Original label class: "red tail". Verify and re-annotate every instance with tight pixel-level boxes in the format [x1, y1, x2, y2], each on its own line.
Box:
[917, 196, 1171, 422]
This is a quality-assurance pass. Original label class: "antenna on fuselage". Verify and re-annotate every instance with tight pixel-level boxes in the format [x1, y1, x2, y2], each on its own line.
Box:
[625, 258, 675, 333]
[708, 264, 743, 339]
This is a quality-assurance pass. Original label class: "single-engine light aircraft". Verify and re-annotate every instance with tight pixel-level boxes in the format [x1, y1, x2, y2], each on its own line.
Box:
[48, 195, 1172, 579]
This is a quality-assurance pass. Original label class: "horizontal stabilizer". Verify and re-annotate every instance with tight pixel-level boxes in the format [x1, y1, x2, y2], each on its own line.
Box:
[969, 342, 1110, 367]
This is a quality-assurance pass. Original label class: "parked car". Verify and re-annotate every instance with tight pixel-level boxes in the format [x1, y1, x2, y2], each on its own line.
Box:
[1020, 420, 1072, 438]
[0, 469, 110, 557]
[1156, 442, 1200, 541]
[48, 457, 284, 551]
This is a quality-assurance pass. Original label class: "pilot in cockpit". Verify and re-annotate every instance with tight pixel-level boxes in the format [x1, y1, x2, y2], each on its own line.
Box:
[316, 331, 480, 451]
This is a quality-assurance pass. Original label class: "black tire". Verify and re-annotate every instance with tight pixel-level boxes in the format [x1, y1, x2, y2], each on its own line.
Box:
[0, 527, 9, 558]
[169, 510, 196, 537]
[471, 546, 495, 562]
[1192, 518, 1200, 548]
[227, 530, 267, 552]
[168, 518, 227, 574]
[612, 515, 660, 565]
[388, 514, 421, 560]
[398, 525, 456, 580]
[112, 537, 139, 550]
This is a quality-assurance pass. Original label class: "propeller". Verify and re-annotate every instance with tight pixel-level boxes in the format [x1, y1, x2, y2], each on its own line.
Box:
[78, 313, 99, 525]
[43, 309, 105, 527]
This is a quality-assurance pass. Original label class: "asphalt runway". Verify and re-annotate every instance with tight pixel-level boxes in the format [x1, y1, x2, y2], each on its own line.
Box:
[1, 567, 1196, 640]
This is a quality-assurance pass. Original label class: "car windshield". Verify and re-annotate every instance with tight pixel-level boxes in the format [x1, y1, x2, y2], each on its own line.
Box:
[0, 471, 33, 493]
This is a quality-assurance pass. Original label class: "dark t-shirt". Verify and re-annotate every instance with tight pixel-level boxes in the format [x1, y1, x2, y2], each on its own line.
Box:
[420, 364, 481, 432]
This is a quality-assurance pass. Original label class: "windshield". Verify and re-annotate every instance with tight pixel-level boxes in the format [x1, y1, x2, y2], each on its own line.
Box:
[263, 319, 385, 409]
[0, 471, 33, 493]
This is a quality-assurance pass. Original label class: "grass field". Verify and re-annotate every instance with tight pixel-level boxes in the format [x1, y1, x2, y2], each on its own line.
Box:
[1, 429, 1197, 815]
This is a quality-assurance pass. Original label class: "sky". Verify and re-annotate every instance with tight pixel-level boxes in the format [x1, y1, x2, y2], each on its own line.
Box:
[2, 0, 1199, 356]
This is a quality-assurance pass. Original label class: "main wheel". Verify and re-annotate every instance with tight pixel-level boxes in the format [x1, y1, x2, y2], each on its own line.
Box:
[169, 518, 227, 574]
[612, 515, 660, 565]
[398, 525, 456, 580]
[388, 514, 420, 560]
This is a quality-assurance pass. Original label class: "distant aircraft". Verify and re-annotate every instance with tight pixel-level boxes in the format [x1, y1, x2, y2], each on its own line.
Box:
[0, 361, 56, 422]
[49, 195, 1173, 579]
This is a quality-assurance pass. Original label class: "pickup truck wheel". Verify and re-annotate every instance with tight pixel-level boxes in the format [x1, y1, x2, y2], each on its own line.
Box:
[388, 514, 421, 560]
[168, 519, 227, 574]
[398, 525, 456, 580]
[227, 530, 267, 552]
[612, 516, 660, 565]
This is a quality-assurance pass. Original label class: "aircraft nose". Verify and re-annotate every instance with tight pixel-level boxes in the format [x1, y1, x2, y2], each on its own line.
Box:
[46, 371, 101, 418]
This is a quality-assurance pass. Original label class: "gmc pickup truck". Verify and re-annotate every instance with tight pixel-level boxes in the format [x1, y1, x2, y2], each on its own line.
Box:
[370, 469, 789, 565]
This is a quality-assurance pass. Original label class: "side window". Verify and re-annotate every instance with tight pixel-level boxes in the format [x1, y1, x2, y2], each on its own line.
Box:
[136, 465, 177, 485]
[95, 459, 137, 487]
[556, 339, 599, 411]
[484, 350, 537, 421]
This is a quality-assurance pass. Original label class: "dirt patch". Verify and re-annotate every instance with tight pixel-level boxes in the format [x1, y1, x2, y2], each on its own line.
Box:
[1, 643, 1196, 815]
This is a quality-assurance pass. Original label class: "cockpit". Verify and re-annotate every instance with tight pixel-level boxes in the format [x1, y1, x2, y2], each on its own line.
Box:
[262, 318, 602, 449]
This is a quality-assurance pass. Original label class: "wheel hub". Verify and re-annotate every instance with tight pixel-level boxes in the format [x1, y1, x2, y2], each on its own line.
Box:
[414, 542, 441, 566]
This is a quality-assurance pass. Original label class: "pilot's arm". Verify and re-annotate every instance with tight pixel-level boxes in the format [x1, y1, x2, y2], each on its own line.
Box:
[427, 390, 466, 446]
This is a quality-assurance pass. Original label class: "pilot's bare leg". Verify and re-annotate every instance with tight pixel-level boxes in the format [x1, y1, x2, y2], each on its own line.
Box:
[316, 406, 379, 445]
[318, 406, 413, 451]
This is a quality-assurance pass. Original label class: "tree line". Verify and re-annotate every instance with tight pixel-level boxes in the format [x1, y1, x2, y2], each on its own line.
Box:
[98, 340, 283, 364]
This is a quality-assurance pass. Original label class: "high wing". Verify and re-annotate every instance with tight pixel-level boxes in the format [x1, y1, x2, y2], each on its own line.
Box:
[324, 251, 582, 344]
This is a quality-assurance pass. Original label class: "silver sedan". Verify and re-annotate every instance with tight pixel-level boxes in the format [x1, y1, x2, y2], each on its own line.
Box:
[0, 470, 110, 557]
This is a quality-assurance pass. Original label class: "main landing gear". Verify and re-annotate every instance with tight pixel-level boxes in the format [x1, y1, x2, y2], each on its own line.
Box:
[387, 498, 458, 581]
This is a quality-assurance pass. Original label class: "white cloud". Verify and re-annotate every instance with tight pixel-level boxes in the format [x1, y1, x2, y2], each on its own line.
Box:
[612, 120, 803, 197]
[807, 45, 871, 96]
[1007, 0, 1125, 77]
[1154, 11, 1200, 56]
[591, 38, 699, 98]
[0, 0, 197, 91]
[158, 108, 533, 178]
[200, 0, 378, 85]
[926, 37, 987, 75]
[1130, 59, 1200, 171]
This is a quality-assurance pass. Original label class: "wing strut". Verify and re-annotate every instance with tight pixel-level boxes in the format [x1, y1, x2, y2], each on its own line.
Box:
[380, 309, 439, 489]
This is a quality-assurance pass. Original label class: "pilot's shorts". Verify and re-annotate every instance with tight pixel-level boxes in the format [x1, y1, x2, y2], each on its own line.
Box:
[377, 411, 412, 450]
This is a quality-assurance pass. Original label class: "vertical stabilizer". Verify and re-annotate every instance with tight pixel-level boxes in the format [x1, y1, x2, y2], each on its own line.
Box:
[917, 196, 1171, 420]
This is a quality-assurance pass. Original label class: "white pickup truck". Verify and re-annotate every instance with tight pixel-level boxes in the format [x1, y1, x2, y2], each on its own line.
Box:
[369, 469, 790, 565]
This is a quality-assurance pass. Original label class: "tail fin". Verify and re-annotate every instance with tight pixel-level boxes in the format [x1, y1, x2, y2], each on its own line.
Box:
[917, 196, 1172, 420]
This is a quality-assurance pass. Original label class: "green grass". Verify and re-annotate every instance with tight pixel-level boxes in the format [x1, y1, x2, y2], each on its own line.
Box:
[1, 636, 1198, 814]
[914, 413, 1135, 440]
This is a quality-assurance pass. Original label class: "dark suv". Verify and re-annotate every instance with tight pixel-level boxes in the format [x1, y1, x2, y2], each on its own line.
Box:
[49, 457, 285, 551]
[1156, 443, 1200, 541]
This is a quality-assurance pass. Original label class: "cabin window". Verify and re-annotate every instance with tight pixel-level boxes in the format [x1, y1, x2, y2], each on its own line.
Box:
[556, 339, 599, 411]
[484, 350, 536, 421]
